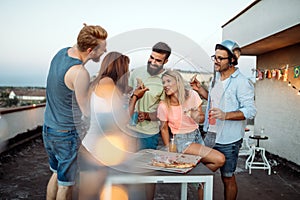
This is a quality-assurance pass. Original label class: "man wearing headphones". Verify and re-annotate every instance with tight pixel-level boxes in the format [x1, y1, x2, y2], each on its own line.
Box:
[203, 40, 257, 200]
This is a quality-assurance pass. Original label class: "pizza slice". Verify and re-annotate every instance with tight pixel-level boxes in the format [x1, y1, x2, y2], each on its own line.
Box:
[190, 74, 197, 82]
[151, 159, 195, 169]
[136, 78, 145, 89]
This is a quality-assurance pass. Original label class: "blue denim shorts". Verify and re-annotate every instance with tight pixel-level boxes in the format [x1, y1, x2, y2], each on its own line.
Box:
[213, 138, 243, 177]
[174, 129, 204, 153]
[204, 132, 216, 148]
[42, 125, 80, 186]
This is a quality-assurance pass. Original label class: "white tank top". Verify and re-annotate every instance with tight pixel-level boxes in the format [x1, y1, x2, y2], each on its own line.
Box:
[82, 92, 125, 156]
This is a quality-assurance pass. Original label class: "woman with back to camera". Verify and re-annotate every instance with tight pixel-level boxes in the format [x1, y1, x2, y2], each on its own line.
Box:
[79, 51, 148, 199]
[157, 69, 225, 199]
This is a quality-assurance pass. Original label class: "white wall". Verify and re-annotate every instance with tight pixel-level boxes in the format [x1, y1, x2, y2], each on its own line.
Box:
[222, 0, 300, 47]
[255, 79, 300, 165]
[0, 106, 45, 141]
[254, 44, 300, 165]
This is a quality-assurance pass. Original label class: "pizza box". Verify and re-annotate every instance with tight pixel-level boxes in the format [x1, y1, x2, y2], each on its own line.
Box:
[133, 149, 202, 174]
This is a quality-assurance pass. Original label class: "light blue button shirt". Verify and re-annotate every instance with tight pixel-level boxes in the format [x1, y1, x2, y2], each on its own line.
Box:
[203, 68, 257, 144]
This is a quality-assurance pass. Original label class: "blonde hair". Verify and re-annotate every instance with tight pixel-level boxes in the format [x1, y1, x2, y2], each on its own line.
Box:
[162, 70, 189, 107]
[77, 23, 108, 52]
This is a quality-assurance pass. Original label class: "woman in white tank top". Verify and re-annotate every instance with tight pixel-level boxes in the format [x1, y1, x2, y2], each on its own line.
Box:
[79, 52, 133, 199]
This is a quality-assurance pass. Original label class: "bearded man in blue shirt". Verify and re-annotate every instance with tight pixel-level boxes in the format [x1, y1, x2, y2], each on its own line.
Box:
[201, 40, 256, 200]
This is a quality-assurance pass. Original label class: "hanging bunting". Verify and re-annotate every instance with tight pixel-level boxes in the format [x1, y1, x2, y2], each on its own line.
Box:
[282, 66, 288, 82]
[266, 69, 272, 79]
[265, 69, 269, 78]
[294, 66, 300, 78]
[276, 69, 282, 80]
[255, 64, 299, 96]
[271, 69, 277, 78]
[257, 69, 264, 80]
[256, 69, 259, 80]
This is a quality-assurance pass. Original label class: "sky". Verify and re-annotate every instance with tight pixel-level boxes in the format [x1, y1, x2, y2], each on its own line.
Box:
[0, 0, 256, 87]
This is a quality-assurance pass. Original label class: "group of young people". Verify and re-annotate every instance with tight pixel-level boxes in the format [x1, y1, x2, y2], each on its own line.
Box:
[42, 24, 256, 200]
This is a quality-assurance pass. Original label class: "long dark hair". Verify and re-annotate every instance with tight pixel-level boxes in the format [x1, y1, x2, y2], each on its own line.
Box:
[90, 51, 129, 93]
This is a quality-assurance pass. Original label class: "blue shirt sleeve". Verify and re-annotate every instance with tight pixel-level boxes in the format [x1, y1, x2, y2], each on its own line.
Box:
[237, 79, 256, 119]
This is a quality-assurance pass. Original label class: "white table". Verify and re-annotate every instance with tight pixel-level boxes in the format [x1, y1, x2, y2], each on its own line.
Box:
[103, 162, 214, 200]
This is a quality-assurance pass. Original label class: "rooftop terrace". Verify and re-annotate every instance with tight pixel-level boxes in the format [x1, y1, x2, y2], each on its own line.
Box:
[0, 132, 299, 200]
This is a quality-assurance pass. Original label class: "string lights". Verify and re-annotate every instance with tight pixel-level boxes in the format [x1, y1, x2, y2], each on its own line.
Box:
[255, 64, 300, 96]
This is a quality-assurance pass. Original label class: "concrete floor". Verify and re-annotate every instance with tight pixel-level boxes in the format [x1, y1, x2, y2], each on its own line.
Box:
[0, 136, 299, 200]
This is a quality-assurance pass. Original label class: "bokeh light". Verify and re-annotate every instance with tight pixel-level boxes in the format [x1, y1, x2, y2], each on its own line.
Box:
[94, 132, 129, 166]
[100, 185, 128, 200]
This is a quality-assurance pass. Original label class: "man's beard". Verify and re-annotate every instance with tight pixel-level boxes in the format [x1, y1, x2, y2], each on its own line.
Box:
[147, 61, 164, 76]
[216, 63, 231, 73]
[92, 56, 101, 63]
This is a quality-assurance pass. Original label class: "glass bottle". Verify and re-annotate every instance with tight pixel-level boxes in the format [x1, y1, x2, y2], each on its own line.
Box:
[169, 137, 177, 153]
[130, 112, 138, 126]
[260, 127, 265, 137]
[209, 100, 216, 125]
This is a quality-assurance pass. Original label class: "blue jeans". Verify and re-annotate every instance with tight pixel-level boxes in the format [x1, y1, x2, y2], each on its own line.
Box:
[135, 132, 159, 151]
[213, 138, 243, 177]
[174, 129, 204, 153]
[42, 125, 80, 186]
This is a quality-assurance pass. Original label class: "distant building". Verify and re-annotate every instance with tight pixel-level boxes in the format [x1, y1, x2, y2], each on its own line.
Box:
[9, 89, 46, 101]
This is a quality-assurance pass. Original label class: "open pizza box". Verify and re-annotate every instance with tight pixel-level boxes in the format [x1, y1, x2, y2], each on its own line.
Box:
[132, 149, 202, 174]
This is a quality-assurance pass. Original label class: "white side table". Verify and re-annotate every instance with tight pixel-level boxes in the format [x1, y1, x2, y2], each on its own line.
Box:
[245, 135, 271, 175]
